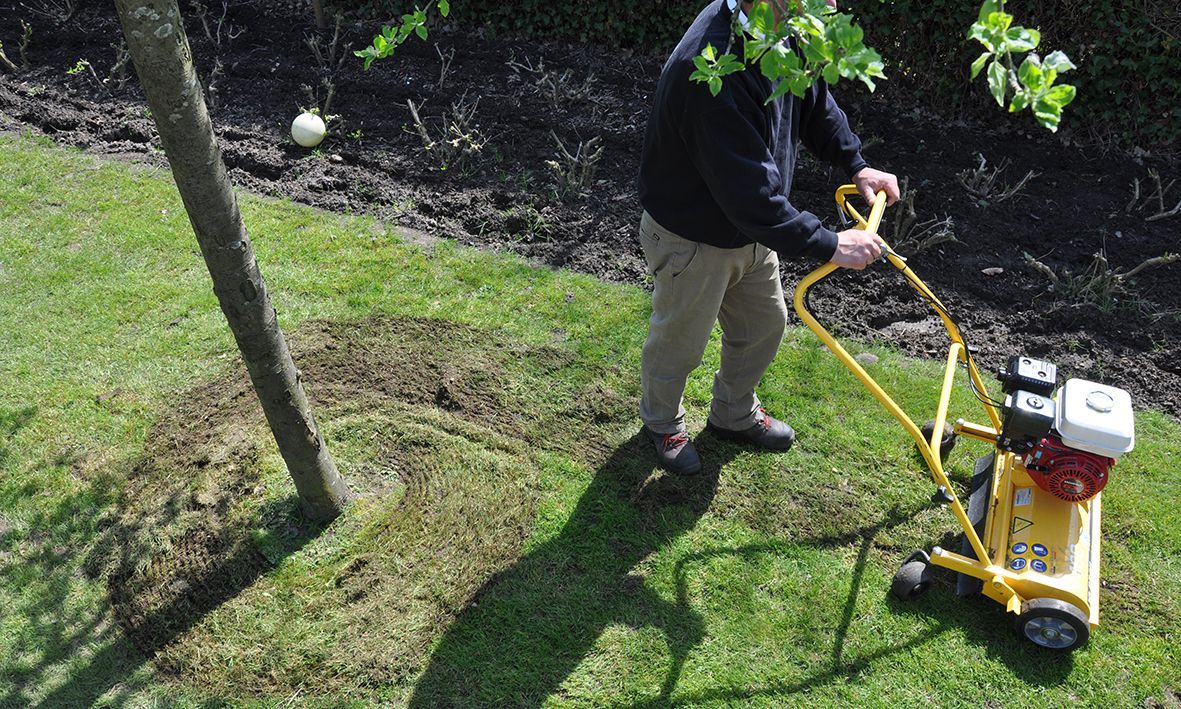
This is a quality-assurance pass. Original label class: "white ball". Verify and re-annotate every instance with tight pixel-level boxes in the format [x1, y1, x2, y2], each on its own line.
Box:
[291, 112, 327, 148]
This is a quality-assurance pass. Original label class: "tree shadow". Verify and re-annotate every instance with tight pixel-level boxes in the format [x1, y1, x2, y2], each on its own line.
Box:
[0, 427, 320, 709]
[407, 429, 738, 707]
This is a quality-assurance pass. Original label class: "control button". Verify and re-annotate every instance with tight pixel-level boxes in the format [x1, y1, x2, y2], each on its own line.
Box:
[1010, 558, 1027, 571]
[1031, 559, 1048, 573]
[1012, 543, 1028, 555]
[1031, 543, 1048, 557]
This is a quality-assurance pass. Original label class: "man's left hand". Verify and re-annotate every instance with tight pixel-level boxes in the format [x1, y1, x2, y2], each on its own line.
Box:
[853, 167, 900, 207]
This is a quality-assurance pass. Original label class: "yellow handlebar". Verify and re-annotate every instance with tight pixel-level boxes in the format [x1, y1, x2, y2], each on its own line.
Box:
[790, 185, 1003, 566]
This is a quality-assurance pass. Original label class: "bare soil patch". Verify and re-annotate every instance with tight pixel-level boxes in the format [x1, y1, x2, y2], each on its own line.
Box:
[93, 315, 583, 673]
[2, 0, 1179, 418]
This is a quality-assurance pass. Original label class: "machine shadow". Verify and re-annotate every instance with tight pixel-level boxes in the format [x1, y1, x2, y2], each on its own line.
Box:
[407, 429, 736, 707]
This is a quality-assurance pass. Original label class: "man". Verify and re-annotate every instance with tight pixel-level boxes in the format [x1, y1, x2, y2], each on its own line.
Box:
[637, 0, 899, 476]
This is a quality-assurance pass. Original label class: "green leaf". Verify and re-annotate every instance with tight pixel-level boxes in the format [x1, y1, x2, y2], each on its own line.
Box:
[970, 51, 991, 80]
[1044, 84, 1077, 107]
[437, 0, 449, 16]
[977, 0, 999, 23]
[1018, 55, 1042, 89]
[822, 62, 840, 85]
[987, 59, 1007, 106]
[1033, 98, 1062, 131]
[702, 43, 716, 62]
[415, 24, 428, 39]
[1009, 90, 1030, 113]
[1004, 26, 1040, 52]
[1042, 50, 1077, 74]
[708, 77, 722, 96]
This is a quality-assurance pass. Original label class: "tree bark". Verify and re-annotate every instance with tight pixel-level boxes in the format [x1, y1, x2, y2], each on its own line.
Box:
[115, 0, 352, 521]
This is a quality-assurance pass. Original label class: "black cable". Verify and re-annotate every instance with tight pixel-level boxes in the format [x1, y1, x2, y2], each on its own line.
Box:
[892, 263, 1004, 410]
[801, 257, 1003, 411]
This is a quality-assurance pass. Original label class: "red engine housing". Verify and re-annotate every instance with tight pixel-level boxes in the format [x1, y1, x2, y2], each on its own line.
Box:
[1023, 435, 1113, 502]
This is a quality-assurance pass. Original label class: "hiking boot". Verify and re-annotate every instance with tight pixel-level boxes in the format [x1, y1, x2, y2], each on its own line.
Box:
[706, 408, 795, 451]
[644, 427, 702, 476]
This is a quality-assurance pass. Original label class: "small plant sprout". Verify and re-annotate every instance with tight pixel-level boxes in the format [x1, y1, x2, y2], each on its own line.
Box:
[546, 131, 603, 199]
[1126, 169, 1181, 223]
[1024, 242, 1180, 313]
[890, 177, 958, 254]
[65, 57, 107, 92]
[958, 153, 1038, 204]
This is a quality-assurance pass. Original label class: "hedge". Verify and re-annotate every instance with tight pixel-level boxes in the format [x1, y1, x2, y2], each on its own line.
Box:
[345, 0, 1180, 147]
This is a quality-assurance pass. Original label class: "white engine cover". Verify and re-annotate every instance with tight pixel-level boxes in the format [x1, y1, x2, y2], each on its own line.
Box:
[1054, 378, 1135, 458]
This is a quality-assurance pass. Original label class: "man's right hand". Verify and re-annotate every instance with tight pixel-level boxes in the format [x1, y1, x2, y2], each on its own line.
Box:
[829, 229, 883, 270]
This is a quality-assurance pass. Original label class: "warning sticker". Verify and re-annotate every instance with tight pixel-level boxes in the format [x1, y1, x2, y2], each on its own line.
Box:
[1011, 516, 1034, 535]
[1014, 487, 1033, 506]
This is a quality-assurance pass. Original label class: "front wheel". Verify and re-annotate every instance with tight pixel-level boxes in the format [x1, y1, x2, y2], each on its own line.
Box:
[892, 560, 933, 601]
[1015, 598, 1090, 651]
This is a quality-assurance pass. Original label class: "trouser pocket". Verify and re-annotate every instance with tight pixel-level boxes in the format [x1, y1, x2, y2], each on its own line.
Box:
[639, 211, 700, 279]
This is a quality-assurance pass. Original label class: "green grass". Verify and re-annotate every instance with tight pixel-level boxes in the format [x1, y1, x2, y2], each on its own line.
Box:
[2, 129, 1180, 707]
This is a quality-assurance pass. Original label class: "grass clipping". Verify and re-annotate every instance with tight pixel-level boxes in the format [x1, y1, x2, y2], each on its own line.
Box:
[89, 316, 604, 697]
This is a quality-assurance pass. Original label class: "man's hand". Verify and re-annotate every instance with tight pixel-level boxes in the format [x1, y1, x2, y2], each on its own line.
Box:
[853, 166, 900, 207]
[830, 229, 883, 270]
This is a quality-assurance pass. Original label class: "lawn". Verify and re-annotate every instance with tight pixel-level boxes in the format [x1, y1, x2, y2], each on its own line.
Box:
[1, 130, 1179, 707]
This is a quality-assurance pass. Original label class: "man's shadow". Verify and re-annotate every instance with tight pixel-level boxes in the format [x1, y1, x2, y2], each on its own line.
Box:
[408, 429, 736, 707]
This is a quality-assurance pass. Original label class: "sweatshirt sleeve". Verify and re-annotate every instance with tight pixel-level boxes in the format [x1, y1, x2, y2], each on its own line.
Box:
[682, 100, 839, 262]
[801, 80, 867, 178]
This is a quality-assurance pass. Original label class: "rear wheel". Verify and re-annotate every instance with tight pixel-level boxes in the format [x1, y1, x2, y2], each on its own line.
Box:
[1015, 598, 1090, 651]
[921, 420, 957, 459]
[892, 560, 933, 601]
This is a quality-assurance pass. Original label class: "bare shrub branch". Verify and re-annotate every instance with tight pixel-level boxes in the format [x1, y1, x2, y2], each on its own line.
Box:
[1024, 244, 1179, 312]
[406, 95, 486, 172]
[435, 44, 455, 89]
[890, 177, 958, 253]
[546, 131, 603, 199]
[957, 153, 1038, 203]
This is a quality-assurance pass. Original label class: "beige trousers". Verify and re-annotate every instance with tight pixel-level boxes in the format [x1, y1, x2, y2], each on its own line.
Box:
[639, 211, 789, 434]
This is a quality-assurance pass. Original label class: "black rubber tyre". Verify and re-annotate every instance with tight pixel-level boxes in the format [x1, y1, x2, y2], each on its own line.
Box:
[1015, 598, 1090, 651]
[921, 420, 957, 459]
[892, 560, 934, 601]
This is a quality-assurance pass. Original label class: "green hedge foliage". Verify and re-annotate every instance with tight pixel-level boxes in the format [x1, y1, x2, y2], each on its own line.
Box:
[855, 1, 1179, 146]
[349, 0, 1179, 146]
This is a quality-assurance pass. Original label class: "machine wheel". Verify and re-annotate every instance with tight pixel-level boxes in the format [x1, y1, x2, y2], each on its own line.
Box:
[1015, 598, 1090, 651]
[892, 560, 934, 601]
[921, 420, 957, 459]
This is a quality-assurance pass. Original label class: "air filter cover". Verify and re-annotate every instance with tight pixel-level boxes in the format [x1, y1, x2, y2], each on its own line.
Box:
[1055, 378, 1135, 458]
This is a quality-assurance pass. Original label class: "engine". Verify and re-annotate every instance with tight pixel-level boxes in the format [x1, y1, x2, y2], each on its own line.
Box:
[1023, 435, 1112, 502]
[995, 356, 1135, 502]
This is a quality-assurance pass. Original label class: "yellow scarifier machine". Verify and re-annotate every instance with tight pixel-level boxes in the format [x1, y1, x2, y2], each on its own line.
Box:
[793, 186, 1137, 651]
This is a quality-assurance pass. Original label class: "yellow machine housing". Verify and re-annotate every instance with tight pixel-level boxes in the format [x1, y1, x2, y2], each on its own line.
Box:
[793, 186, 1124, 651]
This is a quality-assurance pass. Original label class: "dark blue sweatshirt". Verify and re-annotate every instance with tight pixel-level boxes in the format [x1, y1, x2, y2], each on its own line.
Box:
[638, 0, 868, 262]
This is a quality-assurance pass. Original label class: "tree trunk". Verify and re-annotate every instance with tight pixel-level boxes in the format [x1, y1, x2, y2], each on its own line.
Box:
[115, 0, 353, 521]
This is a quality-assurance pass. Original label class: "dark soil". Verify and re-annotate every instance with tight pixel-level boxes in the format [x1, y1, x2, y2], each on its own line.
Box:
[3, 0, 1179, 416]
